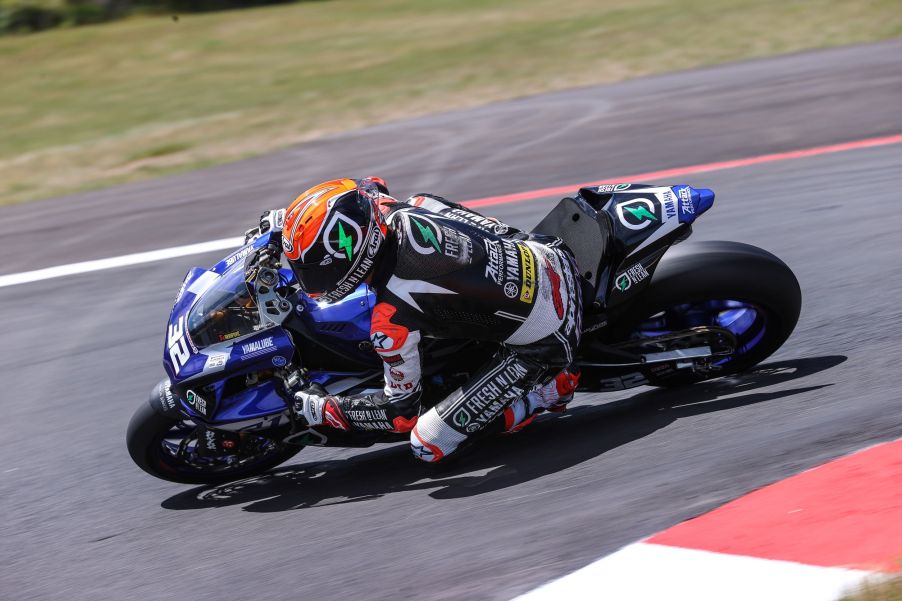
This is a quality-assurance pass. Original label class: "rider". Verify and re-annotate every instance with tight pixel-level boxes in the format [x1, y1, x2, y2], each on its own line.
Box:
[252, 177, 581, 462]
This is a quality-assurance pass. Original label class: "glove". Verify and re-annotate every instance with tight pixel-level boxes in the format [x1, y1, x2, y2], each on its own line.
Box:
[243, 208, 286, 244]
[293, 383, 349, 430]
[258, 209, 285, 236]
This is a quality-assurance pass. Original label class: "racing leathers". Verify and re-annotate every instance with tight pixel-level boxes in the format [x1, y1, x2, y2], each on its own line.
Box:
[293, 193, 583, 462]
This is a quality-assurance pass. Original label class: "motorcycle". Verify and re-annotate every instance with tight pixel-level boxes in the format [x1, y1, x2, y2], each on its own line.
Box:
[127, 183, 802, 484]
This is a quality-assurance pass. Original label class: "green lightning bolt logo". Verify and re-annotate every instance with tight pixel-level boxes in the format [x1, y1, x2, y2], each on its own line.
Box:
[412, 218, 441, 253]
[623, 205, 657, 222]
[337, 222, 353, 261]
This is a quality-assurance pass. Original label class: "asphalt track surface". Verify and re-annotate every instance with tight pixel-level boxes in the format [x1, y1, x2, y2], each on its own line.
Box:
[2, 40, 902, 600]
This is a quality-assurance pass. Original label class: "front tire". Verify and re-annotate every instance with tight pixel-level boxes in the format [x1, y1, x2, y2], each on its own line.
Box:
[126, 401, 301, 485]
[613, 241, 802, 387]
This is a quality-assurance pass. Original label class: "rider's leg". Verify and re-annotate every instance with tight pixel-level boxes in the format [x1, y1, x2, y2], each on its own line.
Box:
[410, 348, 545, 463]
[411, 242, 583, 462]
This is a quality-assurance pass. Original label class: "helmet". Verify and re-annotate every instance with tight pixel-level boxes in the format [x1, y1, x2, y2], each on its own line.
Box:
[282, 178, 388, 303]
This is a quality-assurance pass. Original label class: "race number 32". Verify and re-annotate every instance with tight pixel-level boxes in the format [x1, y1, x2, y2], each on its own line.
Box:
[167, 316, 190, 375]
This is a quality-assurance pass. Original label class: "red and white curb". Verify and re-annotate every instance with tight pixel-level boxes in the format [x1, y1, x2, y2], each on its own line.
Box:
[516, 439, 902, 600]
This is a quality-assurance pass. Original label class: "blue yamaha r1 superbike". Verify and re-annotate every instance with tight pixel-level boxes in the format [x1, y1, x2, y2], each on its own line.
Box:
[127, 184, 802, 484]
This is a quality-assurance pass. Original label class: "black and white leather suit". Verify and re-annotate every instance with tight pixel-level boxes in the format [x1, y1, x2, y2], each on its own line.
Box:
[300, 193, 582, 462]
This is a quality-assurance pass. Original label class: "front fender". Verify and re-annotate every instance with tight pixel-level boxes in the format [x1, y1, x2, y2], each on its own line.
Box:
[147, 378, 184, 419]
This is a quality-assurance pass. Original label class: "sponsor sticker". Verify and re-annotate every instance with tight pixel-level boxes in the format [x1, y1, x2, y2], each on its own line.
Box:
[323, 212, 363, 262]
[381, 353, 404, 366]
[615, 273, 631, 292]
[615, 262, 650, 293]
[615, 198, 658, 230]
[371, 331, 395, 351]
[218, 331, 240, 342]
[160, 380, 176, 411]
[271, 355, 287, 367]
[319, 255, 375, 303]
[503, 282, 518, 298]
[366, 225, 383, 258]
[345, 408, 393, 431]
[224, 246, 253, 268]
[677, 186, 694, 214]
[454, 409, 471, 428]
[411, 439, 435, 460]
[484, 240, 503, 284]
[205, 353, 227, 369]
[407, 214, 443, 255]
[449, 359, 530, 430]
[595, 183, 632, 193]
[186, 389, 207, 415]
[518, 245, 536, 303]
[241, 336, 275, 357]
[443, 230, 472, 264]
[660, 189, 678, 221]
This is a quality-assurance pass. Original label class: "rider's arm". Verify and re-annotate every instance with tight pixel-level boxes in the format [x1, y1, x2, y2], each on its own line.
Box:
[404, 193, 522, 237]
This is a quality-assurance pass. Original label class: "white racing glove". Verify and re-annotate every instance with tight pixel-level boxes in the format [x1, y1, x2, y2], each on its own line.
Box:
[293, 383, 349, 430]
[244, 208, 286, 244]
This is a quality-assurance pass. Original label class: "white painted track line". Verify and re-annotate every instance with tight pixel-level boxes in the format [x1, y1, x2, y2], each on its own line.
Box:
[0, 237, 243, 289]
[3, 132, 902, 290]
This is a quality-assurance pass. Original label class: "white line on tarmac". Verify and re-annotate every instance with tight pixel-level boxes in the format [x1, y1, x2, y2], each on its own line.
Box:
[0, 237, 243, 289]
[3, 132, 901, 290]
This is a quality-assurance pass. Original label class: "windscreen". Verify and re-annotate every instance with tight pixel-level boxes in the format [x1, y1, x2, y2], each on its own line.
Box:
[187, 266, 261, 349]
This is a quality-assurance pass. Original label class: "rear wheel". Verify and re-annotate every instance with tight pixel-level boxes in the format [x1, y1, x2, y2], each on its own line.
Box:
[612, 241, 802, 387]
[126, 401, 301, 485]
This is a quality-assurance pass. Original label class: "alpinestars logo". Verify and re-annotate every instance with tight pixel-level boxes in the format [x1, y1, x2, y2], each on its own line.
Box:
[615, 199, 659, 230]
[407, 214, 443, 254]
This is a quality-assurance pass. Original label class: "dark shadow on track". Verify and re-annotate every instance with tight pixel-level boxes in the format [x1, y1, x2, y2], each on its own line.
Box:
[162, 355, 846, 512]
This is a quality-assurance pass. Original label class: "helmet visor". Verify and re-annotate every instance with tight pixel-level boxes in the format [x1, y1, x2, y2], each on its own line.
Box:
[290, 258, 354, 297]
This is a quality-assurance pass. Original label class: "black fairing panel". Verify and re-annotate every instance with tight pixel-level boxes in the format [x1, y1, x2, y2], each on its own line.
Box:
[531, 195, 614, 289]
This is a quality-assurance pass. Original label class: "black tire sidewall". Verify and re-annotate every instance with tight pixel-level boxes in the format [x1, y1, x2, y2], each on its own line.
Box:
[609, 241, 802, 385]
[126, 401, 300, 485]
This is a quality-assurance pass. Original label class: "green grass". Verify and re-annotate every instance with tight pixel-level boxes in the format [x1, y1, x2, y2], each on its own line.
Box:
[842, 574, 902, 601]
[2, 0, 902, 205]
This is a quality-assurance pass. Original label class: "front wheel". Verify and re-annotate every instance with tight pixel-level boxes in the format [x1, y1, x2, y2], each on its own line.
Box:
[126, 401, 302, 485]
[612, 241, 802, 387]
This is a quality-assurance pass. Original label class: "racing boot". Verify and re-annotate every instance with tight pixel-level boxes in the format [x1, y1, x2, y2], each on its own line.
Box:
[500, 368, 580, 434]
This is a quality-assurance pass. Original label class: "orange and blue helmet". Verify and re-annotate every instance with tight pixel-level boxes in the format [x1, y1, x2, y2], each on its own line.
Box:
[282, 178, 389, 303]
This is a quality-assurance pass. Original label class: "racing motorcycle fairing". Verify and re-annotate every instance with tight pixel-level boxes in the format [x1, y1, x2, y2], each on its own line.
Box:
[163, 233, 298, 427]
[162, 231, 386, 431]
[573, 183, 715, 309]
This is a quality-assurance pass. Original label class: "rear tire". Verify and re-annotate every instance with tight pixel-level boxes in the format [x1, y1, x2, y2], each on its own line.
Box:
[612, 241, 802, 387]
[126, 401, 301, 485]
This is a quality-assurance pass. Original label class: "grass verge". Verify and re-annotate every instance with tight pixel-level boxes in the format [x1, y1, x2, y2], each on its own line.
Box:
[2, 0, 902, 205]
[842, 574, 902, 601]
